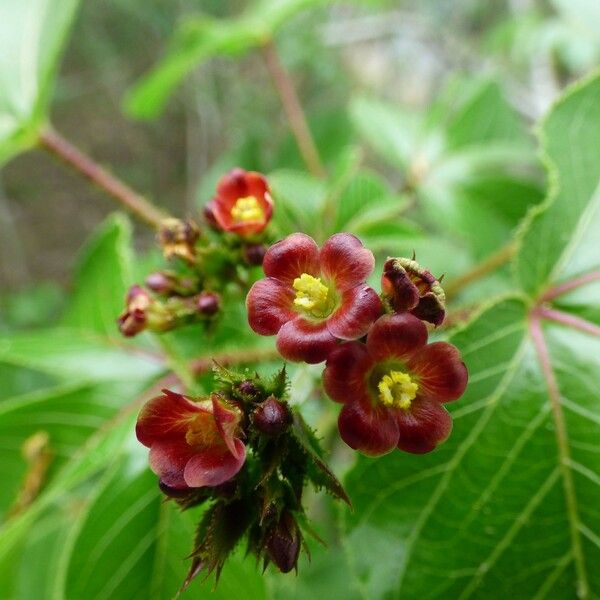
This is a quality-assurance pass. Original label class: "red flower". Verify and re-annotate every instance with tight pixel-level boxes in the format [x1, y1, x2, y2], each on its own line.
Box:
[136, 390, 246, 489]
[208, 168, 273, 237]
[246, 233, 382, 364]
[323, 313, 467, 455]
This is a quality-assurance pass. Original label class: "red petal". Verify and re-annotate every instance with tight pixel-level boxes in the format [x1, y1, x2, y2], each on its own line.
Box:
[149, 440, 196, 489]
[136, 390, 201, 447]
[327, 284, 382, 340]
[338, 399, 399, 456]
[276, 317, 337, 364]
[246, 278, 295, 335]
[396, 397, 452, 454]
[319, 233, 375, 291]
[323, 342, 373, 403]
[263, 233, 320, 285]
[211, 394, 244, 459]
[366, 313, 428, 362]
[408, 342, 468, 402]
[183, 440, 246, 487]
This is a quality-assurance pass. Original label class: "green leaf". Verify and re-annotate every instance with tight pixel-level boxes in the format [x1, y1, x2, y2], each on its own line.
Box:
[0, 328, 163, 383]
[516, 71, 600, 297]
[125, 0, 330, 120]
[342, 73, 600, 599]
[63, 214, 133, 339]
[0, 0, 80, 165]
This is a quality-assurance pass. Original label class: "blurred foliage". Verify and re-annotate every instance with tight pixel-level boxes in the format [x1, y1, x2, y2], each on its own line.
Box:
[1, 0, 600, 598]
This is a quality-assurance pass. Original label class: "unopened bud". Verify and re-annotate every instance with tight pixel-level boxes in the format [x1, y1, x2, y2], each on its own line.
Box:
[117, 285, 152, 337]
[146, 272, 175, 294]
[158, 218, 200, 262]
[202, 201, 220, 230]
[197, 291, 220, 316]
[252, 397, 291, 436]
[267, 511, 301, 573]
[242, 243, 267, 266]
[381, 257, 446, 326]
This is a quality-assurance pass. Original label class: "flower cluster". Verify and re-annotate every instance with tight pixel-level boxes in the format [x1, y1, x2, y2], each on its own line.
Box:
[248, 232, 468, 456]
[117, 168, 274, 337]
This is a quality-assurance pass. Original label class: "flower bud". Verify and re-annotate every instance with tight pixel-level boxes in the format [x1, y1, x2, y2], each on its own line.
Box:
[118, 285, 152, 336]
[238, 380, 259, 398]
[242, 243, 267, 266]
[197, 291, 221, 316]
[381, 257, 446, 326]
[252, 397, 291, 436]
[146, 272, 175, 294]
[267, 511, 301, 573]
[158, 218, 200, 262]
[202, 201, 220, 230]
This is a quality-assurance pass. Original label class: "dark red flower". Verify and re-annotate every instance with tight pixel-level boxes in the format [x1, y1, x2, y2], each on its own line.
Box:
[210, 168, 273, 237]
[136, 390, 246, 489]
[323, 313, 467, 456]
[246, 233, 382, 364]
[381, 257, 446, 326]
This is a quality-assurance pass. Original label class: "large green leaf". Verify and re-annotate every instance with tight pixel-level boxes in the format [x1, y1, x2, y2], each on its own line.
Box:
[0, 0, 80, 165]
[342, 73, 600, 599]
[63, 214, 133, 339]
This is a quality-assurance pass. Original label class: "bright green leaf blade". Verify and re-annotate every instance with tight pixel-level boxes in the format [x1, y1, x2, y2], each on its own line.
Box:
[0, 328, 164, 382]
[343, 296, 600, 598]
[63, 214, 133, 339]
[517, 71, 600, 297]
[0, 0, 80, 164]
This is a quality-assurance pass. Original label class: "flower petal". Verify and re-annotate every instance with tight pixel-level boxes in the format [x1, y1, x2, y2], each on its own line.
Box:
[366, 313, 428, 362]
[263, 233, 320, 285]
[323, 342, 373, 403]
[149, 440, 197, 489]
[136, 390, 201, 447]
[183, 440, 246, 487]
[396, 397, 452, 454]
[246, 278, 295, 335]
[338, 399, 399, 456]
[327, 284, 382, 340]
[408, 342, 468, 402]
[319, 233, 375, 291]
[211, 394, 244, 459]
[276, 317, 337, 364]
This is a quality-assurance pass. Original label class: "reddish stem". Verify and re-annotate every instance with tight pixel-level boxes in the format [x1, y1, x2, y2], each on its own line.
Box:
[528, 315, 589, 596]
[39, 128, 167, 228]
[536, 307, 600, 338]
[541, 271, 600, 302]
[261, 40, 326, 179]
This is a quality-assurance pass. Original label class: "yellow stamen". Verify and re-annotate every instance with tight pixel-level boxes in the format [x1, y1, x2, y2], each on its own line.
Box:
[293, 273, 332, 318]
[185, 411, 220, 448]
[230, 196, 264, 223]
[378, 370, 418, 409]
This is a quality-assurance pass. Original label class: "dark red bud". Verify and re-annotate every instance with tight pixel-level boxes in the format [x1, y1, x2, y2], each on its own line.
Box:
[267, 511, 301, 573]
[203, 201, 220, 230]
[238, 380, 259, 397]
[118, 285, 152, 337]
[146, 272, 174, 294]
[252, 397, 291, 436]
[242, 243, 267, 266]
[197, 291, 221, 316]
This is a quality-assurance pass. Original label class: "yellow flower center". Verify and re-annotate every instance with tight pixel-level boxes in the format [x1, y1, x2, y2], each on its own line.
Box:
[185, 410, 220, 448]
[293, 273, 332, 318]
[230, 196, 264, 223]
[378, 370, 418, 409]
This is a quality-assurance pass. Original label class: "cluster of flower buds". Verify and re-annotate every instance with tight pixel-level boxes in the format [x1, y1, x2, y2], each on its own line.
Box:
[117, 168, 274, 337]
[136, 365, 349, 587]
[247, 232, 468, 456]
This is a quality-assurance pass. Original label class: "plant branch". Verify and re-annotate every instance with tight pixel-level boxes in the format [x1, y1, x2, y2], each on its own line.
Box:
[444, 241, 517, 300]
[39, 128, 167, 228]
[541, 271, 600, 302]
[261, 40, 326, 179]
[537, 307, 600, 338]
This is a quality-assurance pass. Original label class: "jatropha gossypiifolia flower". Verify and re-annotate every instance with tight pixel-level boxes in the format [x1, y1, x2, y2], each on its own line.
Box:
[246, 233, 382, 363]
[117, 167, 274, 338]
[135, 366, 350, 589]
[323, 312, 468, 455]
